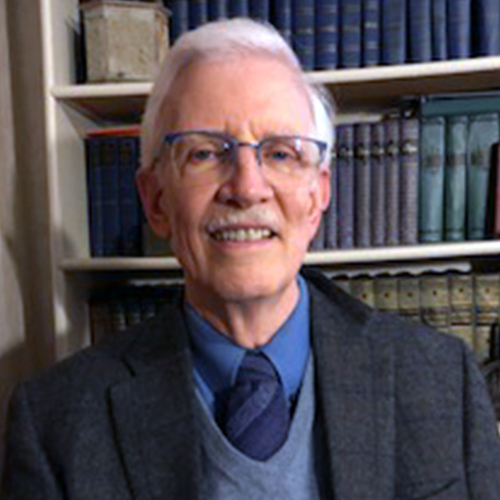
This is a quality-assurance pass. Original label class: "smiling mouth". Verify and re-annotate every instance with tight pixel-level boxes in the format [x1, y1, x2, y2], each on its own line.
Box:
[210, 228, 276, 242]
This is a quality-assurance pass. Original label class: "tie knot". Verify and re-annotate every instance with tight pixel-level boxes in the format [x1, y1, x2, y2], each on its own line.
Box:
[236, 351, 278, 384]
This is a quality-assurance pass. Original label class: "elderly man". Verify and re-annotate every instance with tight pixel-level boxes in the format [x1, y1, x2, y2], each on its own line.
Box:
[3, 18, 500, 500]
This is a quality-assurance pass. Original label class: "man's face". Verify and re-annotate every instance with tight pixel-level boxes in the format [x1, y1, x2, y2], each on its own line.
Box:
[138, 55, 330, 309]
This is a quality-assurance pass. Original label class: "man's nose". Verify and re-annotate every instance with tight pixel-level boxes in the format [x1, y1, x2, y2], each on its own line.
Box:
[216, 145, 274, 207]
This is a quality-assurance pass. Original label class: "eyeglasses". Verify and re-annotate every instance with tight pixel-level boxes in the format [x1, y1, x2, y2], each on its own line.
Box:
[154, 130, 327, 185]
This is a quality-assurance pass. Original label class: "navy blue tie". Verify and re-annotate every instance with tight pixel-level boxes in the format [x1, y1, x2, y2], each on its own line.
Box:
[220, 351, 290, 460]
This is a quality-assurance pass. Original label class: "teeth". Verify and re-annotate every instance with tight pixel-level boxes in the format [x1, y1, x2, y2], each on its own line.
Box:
[212, 228, 273, 241]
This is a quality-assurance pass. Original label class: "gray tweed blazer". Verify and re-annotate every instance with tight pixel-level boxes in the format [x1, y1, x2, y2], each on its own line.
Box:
[2, 268, 500, 500]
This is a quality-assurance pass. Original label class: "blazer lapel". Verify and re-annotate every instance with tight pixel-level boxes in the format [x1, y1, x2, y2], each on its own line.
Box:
[108, 300, 202, 500]
[308, 274, 396, 500]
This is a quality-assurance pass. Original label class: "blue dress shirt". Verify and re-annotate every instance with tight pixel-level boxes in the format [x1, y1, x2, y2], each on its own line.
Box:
[184, 275, 311, 417]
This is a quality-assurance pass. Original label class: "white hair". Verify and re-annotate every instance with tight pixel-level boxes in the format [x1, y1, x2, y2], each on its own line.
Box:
[141, 18, 336, 172]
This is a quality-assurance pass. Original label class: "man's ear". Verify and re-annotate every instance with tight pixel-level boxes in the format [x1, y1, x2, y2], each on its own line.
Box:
[136, 169, 171, 239]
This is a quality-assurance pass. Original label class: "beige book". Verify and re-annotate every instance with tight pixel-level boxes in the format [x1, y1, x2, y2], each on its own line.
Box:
[350, 276, 375, 307]
[374, 276, 399, 313]
[397, 275, 421, 323]
[474, 274, 500, 362]
[420, 275, 450, 331]
[449, 274, 474, 325]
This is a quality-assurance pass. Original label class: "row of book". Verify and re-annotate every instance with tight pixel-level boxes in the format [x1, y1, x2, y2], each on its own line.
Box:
[164, 0, 500, 71]
[84, 101, 500, 256]
[88, 271, 500, 363]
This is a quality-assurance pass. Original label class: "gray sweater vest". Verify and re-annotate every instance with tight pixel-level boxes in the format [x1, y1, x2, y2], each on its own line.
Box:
[195, 355, 324, 500]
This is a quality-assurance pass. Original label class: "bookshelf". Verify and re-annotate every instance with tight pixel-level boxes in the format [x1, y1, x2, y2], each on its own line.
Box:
[40, 0, 500, 359]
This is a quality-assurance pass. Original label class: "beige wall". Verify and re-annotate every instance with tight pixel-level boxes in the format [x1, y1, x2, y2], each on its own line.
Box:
[0, 0, 55, 471]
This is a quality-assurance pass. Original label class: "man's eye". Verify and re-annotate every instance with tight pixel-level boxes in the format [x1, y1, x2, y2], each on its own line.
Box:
[265, 146, 298, 163]
[190, 148, 216, 162]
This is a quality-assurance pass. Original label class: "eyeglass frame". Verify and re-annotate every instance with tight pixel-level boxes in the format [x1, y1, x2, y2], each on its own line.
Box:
[151, 130, 328, 178]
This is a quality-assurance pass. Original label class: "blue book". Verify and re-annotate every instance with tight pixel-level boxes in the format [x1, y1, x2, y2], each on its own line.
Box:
[315, 0, 338, 69]
[408, 0, 431, 63]
[362, 0, 379, 67]
[249, 0, 270, 21]
[354, 123, 371, 247]
[118, 136, 142, 256]
[169, 0, 189, 43]
[370, 122, 385, 246]
[100, 138, 121, 255]
[399, 114, 419, 245]
[228, 0, 248, 17]
[272, 0, 293, 44]
[381, 0, 406, 64]
[208, 0, 227, 20]
[324, 160, 338, 248]
[384, 116, 400, 245]
[444, 115, 468, 241]
[447, 0, 470, 59]
[419, 116, 446, 243]
[431, 0, 447, 60]
[336, 124, 355, 248]
[467, 113, 499, 240]
[472, 0, 500, 56]
[189, 0, 208, 29]
[86, 138, 104, 256]
[339, 0, 362, 68]
[292, 0, 315, 70]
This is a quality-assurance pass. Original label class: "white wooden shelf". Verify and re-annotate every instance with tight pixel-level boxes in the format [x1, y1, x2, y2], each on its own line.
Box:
[60, 240, 500, 275]
[52, 56, 500, 121]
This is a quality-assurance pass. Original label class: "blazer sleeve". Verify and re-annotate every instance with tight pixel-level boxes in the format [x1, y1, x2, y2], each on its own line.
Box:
[1, 384, 63, 500]
[462, 343, 500, 499]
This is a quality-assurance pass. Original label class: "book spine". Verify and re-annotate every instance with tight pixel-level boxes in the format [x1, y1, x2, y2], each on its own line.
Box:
[350, 276, 375, 307]
[361, 0, 379, 67]
[384, 116, 400, 245]
[444, 115, 468, 241]
[189, 0, 208, 29]
[324, 152, 338, 248]
[431, 0, 447, 60]
[474, 274, 500, 362]
[397, 275, 421, 323]
[449, 273, 474, 347]
[315, 0, 339, 70]
[100, 137, 121, 256]
[118, 136, 142, 256]
[249, 0, 270, 21]
[339, 0, 362, 68]
[374, 276, 399, 313]
[370, 121, 386, 246]
[472, 0, 500, 56]
[467, 113, 499, 240]
[381, 0, 406, 64]
[447, 0, 470, 59]
[336, 124, 355, 248]
[493, 144, 500, 239]
[407, 0, 431, 63]
[228, 0, 249, 17]
[169, 0, 189, 43]
[419, 115, 445, 243]
[399, 115, 419, 245]
[86, 137, 104, 257]
[354, 123, 371, 247]
[420, 275, 450, 333]
[272, 0, 293, 44]
[292, 0, 315, 70]
[208, 0, 227, 20]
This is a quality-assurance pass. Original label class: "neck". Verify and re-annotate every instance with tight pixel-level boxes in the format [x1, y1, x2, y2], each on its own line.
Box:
[185, 279, 300, 348]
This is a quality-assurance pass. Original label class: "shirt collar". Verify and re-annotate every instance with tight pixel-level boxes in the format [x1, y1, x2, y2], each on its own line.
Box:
[184, 275, 310, 404]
